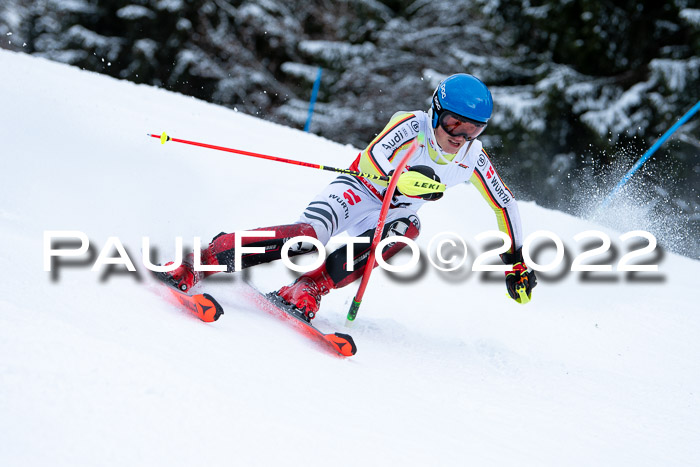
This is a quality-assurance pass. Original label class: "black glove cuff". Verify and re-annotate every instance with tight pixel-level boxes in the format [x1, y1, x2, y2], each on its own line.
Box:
[500, 247, 524, 265]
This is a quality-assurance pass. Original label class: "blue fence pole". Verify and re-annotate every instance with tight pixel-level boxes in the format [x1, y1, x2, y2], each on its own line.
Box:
[599, 100, 700, 210]
[304, 67, 323, 132]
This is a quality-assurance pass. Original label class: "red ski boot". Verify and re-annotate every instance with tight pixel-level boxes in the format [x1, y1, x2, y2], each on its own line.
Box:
[162, 254, 202, 292]
[276, 271, 333, 321]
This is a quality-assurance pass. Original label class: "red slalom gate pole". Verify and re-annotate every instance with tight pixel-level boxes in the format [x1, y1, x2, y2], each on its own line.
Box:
[147, 132, 390, 183]
[345, 134, 422, 326]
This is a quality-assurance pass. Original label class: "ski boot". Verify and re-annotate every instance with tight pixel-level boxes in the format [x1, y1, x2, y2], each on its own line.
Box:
[161, 254, 202, 292]
[276, 272, 333, 322]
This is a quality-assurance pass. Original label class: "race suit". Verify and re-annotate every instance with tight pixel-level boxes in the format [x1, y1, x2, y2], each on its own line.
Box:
[298, 110, 523, 254]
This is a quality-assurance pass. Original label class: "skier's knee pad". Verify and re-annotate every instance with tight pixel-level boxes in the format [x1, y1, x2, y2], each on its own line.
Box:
[324, 214, 420, 288]
[383, 213, 421, 241]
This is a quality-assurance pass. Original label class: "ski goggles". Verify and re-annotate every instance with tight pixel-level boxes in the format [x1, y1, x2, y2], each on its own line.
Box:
[438, 111, 487, 140]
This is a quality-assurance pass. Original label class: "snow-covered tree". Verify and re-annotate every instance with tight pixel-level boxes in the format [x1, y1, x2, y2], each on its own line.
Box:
[1, 0, 698, 255]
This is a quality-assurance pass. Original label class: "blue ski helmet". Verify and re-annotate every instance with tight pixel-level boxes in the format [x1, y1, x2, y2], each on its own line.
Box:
[431, 74, 493, 128]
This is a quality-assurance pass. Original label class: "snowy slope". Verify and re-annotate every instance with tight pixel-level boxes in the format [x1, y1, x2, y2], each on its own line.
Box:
[1, 50, 699, 467]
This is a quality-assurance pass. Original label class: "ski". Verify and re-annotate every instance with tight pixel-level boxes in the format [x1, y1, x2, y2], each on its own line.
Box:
[242, 284, 357, 357]
[148, 269, 352, 355]
[151, 271, 224, 323]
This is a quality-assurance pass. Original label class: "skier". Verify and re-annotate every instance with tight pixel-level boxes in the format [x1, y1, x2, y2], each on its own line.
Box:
[163, 73, 537, 320]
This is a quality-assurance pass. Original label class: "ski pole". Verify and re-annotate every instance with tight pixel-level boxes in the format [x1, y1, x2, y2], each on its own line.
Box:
[148, 131, 390, 183]
[345, 133, 422, 327]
